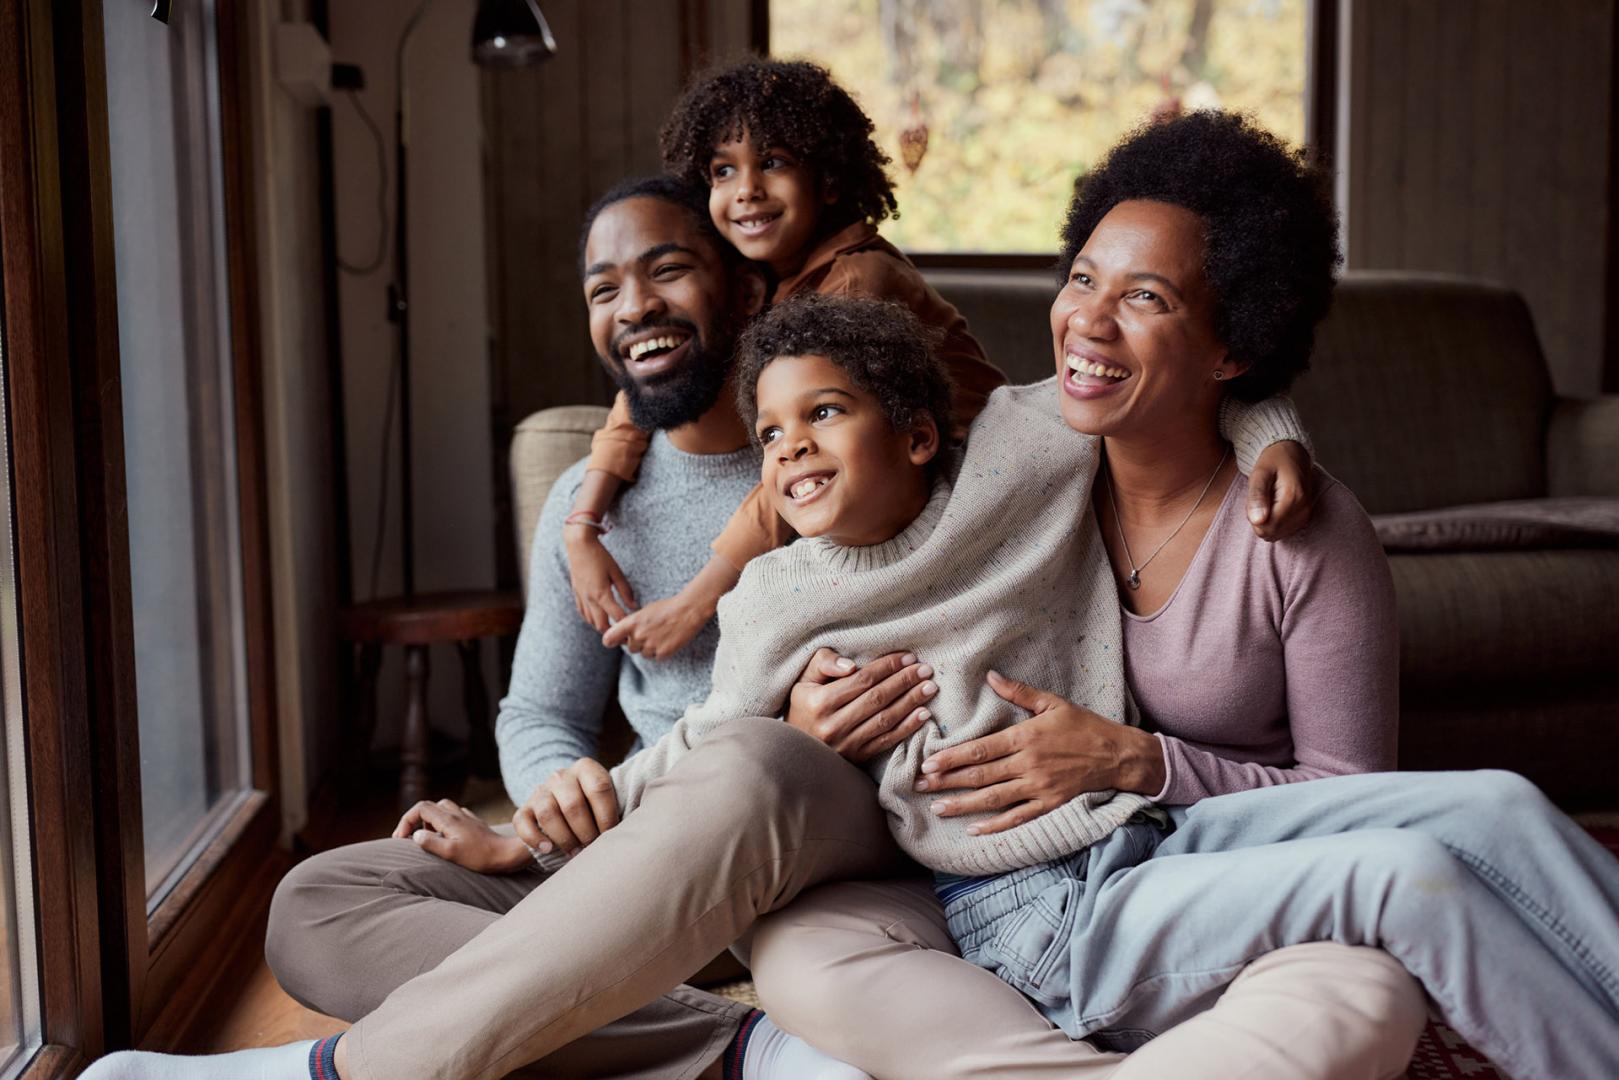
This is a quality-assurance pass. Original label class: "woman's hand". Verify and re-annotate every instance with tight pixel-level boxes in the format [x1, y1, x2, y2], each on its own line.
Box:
[1247, 441, 1316, 541]
[392, 799, 533, 873]
[786, 648, 938, 763]
[914, 671, 1166, 834]
[512, 757, 619, 858]
[565, 529, 637, 632]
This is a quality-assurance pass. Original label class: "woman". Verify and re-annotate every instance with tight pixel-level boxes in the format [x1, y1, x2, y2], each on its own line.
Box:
[748, 111, 1619, 1080]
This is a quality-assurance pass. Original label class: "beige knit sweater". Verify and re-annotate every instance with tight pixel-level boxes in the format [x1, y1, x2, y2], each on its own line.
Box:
[605, 379, 1308, 876]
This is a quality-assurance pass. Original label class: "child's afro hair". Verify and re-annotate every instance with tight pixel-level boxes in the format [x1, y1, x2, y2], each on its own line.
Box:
[1060, 110, 1342, 402]
[736, 293, 952, 442]
[660, 57, 898, 229]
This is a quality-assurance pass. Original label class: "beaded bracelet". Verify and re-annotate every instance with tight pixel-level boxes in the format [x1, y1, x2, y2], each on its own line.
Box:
[564, 510, 610, 534]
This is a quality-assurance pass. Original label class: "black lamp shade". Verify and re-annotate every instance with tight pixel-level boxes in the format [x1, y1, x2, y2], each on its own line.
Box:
[472, 0, 557, 68]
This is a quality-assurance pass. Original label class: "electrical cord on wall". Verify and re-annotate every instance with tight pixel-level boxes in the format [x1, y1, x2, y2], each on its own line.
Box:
[336, 88, 390, 275]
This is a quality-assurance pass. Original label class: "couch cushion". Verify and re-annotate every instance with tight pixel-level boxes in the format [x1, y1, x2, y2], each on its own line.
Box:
[1374, 497, 1619, 551]
[1295, 272, 1554, 515]
[1389, 549, 1619, 690]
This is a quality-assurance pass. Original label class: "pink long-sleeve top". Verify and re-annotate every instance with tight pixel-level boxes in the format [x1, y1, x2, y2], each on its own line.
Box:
[1124, 469, 1399, 807]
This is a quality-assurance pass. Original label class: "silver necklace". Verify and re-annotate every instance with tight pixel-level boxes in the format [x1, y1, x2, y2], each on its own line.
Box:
[1103, 446, 1230, 590]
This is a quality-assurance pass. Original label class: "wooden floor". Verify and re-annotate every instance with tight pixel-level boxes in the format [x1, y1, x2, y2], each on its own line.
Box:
[180, 774, 517, 1054]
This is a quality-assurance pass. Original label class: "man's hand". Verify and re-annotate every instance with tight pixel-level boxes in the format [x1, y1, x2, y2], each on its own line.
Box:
[565, 529, 637, 632]
[913, 671, 1166, 835]
[1247, 440, 1316, 541]
[512, 757, 620, 857]
[392, 798, 533, 873]
[786, 648, 938, 763]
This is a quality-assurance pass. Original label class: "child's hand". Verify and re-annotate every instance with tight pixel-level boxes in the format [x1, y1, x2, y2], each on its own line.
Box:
[564, 528, 637, 632]
[600, 593, 709, 659]
[600, 554, 741, 660]
[1247, 440, 1316, 541]
[512, 758, 618, 858]
[392, 799, 533, 873]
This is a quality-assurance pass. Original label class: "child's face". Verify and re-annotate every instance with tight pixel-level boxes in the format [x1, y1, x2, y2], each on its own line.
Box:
[754, 354, 938, 547]
[708, 132, 829, 277]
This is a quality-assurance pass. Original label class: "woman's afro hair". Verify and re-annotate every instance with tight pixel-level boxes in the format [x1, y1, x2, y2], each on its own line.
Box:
[660, 57, 898, 230]
[1060, 110, 1342, 401]
[736, 293, 952, 441]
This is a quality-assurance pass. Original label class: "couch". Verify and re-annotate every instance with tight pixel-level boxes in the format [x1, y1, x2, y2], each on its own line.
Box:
[511, 270, 1619, 809]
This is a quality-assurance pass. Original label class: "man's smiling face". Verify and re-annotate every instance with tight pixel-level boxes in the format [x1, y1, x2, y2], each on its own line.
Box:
[581, 196, 740, 430]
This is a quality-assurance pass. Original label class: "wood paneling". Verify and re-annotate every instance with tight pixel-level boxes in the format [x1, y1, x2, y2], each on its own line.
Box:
[482, 0, 755, 581]
[1340, 0, 1616, 395]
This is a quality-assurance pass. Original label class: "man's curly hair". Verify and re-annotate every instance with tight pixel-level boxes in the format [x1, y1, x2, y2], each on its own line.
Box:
[660, 57, 898, 230]
[1060, 111, 1341, 402]
[736, 294, 952, 443]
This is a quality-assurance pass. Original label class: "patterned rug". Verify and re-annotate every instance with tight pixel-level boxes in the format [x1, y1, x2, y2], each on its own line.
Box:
[1405, 825, 1619, 1080]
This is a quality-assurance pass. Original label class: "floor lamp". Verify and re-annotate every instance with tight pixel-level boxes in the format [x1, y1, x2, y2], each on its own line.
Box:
[341, 0, 555, 809]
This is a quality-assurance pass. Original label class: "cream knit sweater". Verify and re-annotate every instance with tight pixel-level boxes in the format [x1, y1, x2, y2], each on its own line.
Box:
[605, 379, 1307, 876]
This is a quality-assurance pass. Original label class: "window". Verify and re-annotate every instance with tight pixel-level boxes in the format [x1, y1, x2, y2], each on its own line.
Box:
[770, 0, 1309, 254]
[101, 0, 254, 908]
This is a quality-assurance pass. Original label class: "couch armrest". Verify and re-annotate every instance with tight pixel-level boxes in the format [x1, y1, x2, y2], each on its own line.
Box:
[510, 405, 611, 598]
[1548, 394, 1619, 496]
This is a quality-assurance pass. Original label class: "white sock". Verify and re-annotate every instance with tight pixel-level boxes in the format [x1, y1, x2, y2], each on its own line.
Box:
[78, 1040, 320, 1080]
[741, 1013, 870, 1080]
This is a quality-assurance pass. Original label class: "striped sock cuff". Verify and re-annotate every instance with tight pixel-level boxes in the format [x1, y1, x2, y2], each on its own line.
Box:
[723, 1009, 765, 1080]
[309, 1033, 342, 1080]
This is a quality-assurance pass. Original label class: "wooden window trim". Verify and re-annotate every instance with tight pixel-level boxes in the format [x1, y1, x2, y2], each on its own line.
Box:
[0, 0, 284, 1066]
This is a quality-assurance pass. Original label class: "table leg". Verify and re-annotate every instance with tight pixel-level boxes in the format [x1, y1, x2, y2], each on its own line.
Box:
[400, 644, 430, 809]
[347, 642, 382, 801]
[458, 639, 498, 778]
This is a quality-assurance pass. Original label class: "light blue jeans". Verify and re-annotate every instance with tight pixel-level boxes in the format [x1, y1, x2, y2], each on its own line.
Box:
[938, 770, 1619, 1080]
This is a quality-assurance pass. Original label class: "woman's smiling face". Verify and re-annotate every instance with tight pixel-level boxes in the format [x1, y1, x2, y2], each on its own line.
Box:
[1051, 199, 1238, 438]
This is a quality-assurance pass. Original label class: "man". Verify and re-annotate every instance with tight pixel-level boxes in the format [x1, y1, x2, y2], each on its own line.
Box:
[82, 176, 930, 1080]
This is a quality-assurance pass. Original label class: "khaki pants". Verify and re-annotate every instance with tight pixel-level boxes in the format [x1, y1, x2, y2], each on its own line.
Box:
[267, 719, 909, 1080]
[749, 877, 1428, 1080]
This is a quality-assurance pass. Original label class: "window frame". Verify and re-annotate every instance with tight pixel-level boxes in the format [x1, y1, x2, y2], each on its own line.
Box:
[0, 0, 283, 1069]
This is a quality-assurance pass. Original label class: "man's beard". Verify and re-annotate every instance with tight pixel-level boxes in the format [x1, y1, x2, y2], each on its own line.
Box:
[606, 320, 735, 431]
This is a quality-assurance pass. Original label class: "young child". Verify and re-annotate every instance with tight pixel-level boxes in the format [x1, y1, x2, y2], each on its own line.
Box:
[565, 57, 1008, 660]
[535, 293, 1310, 877]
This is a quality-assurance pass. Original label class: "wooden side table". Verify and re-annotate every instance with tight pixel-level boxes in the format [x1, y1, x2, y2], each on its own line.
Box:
[339, 589, 524, 809]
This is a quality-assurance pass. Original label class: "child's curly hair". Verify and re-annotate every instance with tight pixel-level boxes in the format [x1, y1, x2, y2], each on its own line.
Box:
[1061, 111, 1341, 402]
[660, 57, 899, 230]
[736, 294, 952, 442]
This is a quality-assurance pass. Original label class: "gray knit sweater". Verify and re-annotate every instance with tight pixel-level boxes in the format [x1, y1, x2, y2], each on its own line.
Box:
[607, 380, 1309, 876]
[495, 433, 760, 807]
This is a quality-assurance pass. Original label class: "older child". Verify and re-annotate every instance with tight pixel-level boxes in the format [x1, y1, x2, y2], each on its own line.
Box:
[568, 60, 1313, 661]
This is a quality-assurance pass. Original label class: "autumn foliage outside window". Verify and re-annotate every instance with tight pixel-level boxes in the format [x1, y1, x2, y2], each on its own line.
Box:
[771, 0, 1308, 253]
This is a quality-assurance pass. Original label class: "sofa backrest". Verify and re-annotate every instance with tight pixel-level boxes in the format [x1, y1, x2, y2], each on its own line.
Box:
[510, 404, 609, 598]
[1296, 272, 1552, 514]
[923, 267, 1555, 515]
[923, 267, 1060, 386]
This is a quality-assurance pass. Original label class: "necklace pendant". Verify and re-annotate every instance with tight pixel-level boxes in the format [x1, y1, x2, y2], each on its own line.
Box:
[1127, 570, 1141, 590]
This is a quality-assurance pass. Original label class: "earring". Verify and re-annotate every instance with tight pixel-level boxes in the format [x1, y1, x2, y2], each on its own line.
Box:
[1212, 370, 1226, 381]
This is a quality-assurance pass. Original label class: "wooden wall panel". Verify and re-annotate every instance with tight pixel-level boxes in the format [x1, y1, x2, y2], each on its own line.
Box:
[482, 0, 756, 582]
[1341, 0, 1616, 395]
[484, 0, 756, 432]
